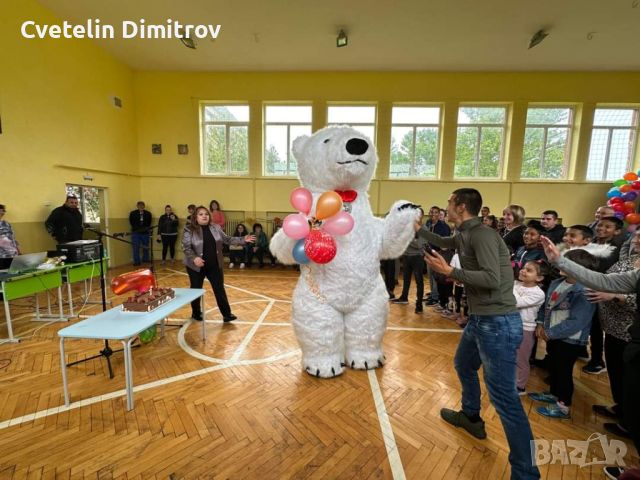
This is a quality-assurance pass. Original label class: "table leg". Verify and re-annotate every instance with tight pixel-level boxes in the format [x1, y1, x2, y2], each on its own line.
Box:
[201, 295, 205, 341]
[57, 286, 64, 320]
[35, 294, 41, 320]
[60, 338, 70, 406]
[122, 338, 135, 410]
[67, 280, 74, 317]
[2, 290, 18, 343]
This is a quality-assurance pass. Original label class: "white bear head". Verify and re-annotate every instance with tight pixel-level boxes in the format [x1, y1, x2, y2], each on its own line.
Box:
[292, 126, 377, 192]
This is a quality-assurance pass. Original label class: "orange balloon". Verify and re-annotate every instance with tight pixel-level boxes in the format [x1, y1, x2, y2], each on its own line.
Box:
[620, 184, 633, 193]
[624, 172, 639, 181]
[625, 213, 640, 225]
[315, 191, 343, 220]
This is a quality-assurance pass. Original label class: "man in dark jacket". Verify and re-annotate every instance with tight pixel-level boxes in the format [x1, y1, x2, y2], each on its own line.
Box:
[129, 201, 152, 266]
[540, 210, 566, 244]
[45, 195, 83, 244]
[423, 206, 451, 306]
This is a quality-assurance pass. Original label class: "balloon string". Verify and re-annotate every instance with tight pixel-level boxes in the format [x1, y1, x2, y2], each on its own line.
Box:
[302, 265, 326, 303]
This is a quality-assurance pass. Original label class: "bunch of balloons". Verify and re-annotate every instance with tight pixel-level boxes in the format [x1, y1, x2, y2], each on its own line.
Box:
[282, 187, 355, 264]
[606, 171, 640, 230]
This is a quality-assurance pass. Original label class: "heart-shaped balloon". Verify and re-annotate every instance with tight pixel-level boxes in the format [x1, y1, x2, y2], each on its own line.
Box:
[304, 229, 337, 264]
[322, 211, 354, 236]
[290, 187, 313, 215]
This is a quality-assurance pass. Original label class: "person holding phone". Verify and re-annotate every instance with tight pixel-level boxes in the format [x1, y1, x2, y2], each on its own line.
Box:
[419, 188, 540, 480]
[391, 208, 426, 313]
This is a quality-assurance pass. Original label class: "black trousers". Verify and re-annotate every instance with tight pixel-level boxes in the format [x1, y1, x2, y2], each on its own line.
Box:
[161, 235, 177, 260]
[453, 285, 468, 315]
[623, 342, 640, 456]
[247, 247, 266, 267]
[589, 310, 605, 366]
[381, 259, 396, 295]
[400, 255, 424, 306]
[604, 334, 628, 416]
[437, 282, 453, 309]
[186, 266, 232, 318]
[547, 339, 582, 406]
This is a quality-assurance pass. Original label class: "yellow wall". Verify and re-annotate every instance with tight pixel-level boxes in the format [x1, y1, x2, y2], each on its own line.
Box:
[134, 72, 640, 226]
[0, 0, 140, 265]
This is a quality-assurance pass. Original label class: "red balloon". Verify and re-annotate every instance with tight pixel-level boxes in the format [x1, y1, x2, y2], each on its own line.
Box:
[304, 229, 337, 264]
[609, 197, 624, 205]
[624, 201, 636, 211]
[620, 184, 633, 193]
[632, 181, 640, 190]
[625, 213, 640, 225]
[612, 203, 625, 213]
[624, 205, 635, 215]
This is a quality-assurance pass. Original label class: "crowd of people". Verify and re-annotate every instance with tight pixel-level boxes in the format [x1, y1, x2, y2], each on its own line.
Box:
[382, 189, 638, 479]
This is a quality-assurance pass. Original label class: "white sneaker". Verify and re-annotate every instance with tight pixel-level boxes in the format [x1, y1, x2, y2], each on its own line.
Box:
[229, 263, 234, 268]
[240, 263, 245, 269]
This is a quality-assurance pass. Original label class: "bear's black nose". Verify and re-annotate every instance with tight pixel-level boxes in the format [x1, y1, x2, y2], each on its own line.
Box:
[345, 138, 368, 155]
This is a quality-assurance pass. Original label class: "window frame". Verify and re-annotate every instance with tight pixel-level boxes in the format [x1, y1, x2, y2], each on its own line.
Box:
[263, 103, 313, 177]
[454, 104, 509, 179]
[586, 107, 640, 182]
[389, 104, 443, 179]
[326, 103, 378, 142]
[521, 105, 575, 180]
[200, 103, 250, 176]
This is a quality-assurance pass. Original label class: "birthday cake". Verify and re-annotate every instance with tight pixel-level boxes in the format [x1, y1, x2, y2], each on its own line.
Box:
[122, 288, 175, 312]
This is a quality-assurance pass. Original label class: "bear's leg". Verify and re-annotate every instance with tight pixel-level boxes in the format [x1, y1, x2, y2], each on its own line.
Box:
[344, 280, 388, 370]
[292, 293, 345, 378]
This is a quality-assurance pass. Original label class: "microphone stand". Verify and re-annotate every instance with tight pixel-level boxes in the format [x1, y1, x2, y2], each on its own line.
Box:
[66, 227, 138, 379]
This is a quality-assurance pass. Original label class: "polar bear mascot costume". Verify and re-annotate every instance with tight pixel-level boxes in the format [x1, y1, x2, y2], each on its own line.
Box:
[270, 126, 421, 378]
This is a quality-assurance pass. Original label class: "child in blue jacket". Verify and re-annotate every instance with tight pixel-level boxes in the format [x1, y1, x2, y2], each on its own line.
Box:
[529, 249, 599, 419]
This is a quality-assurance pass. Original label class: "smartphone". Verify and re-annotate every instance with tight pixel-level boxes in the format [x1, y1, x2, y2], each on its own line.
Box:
[423, 245, 435, 256]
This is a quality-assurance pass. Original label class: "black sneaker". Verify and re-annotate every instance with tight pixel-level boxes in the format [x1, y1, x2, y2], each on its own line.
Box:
[191, 313, 203, 321]
[593, 404, 619, 419]
[415, 305, 423, 314]
[391, 298, 409, 305]
[424, 299, 439, 306]
[440, 408, 486, 439]
[604, 466, 625, 479]
[582, 364, 607, 375]
[223, 314, 237, 323]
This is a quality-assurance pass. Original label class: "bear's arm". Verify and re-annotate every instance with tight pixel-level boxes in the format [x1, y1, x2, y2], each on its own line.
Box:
[269, 228, 297, 264]
[379, 200, 421, 260]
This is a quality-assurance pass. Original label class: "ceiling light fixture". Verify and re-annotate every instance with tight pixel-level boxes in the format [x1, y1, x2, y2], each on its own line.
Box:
[528, 29, 549, 49]
[336, 29, 348, 48]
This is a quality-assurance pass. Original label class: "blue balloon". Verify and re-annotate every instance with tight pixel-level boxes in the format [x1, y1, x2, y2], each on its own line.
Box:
[623, 191, 638, 201]
[292, 239, 310, 264]
[607, 188, 623, 198]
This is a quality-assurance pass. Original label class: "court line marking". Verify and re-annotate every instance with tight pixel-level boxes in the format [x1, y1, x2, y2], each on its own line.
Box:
[368, 370, 406, 480]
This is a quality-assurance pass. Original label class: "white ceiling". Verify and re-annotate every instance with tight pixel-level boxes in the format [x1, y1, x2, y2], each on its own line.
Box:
[38, 0, 640, 71]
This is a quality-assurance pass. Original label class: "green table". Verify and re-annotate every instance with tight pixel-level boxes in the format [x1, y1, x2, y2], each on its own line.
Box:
[1, 268, 64, 343]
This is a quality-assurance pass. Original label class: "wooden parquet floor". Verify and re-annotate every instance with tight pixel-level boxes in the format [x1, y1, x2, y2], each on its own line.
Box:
[0, 262, 637, 479]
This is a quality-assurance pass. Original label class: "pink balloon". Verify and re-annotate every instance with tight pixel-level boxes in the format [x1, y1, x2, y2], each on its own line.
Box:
[290, 188, 313, 215]
[322, 211, 354, 236]
[283, 213, 310, 240]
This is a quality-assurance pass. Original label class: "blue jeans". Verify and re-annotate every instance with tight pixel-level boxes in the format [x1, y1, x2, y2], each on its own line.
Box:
[427, 264, 439, 301]
[132, 232, 150, 264]
[455, 313, 540, 479]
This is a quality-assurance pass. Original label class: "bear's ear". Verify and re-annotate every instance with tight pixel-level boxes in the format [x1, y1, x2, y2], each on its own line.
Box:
[292, 135, 309, 160]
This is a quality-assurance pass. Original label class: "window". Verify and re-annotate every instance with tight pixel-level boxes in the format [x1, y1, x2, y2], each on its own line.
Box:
[201, 104, 249, 175]
[454, 106, 507, 178]
[389, 106, 441, 178]
[66, 185, 101, 224]
[586, 108, 639, 181]
[521, 107, 574, 179]
[264, 105, 312, 176]
[327, 105, 376, 141]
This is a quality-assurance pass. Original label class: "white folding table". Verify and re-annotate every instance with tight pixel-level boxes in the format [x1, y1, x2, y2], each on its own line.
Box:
[58, 287, 206, 410]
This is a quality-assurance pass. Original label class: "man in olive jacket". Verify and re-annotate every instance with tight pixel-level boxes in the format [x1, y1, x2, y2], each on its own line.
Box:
[419, 188, 540, 480]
